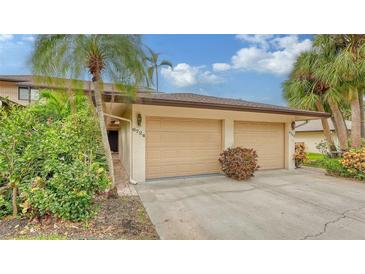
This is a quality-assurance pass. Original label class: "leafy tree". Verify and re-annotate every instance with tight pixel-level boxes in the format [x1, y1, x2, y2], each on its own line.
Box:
[32, 35, 148, 188]
[146, 48, 173, 92]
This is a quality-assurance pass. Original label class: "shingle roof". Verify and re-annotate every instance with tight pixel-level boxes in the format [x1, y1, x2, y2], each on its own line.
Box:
[296, 118, 352, 132]
[133, 91, 329, 117]
[0, 75, 329, 118]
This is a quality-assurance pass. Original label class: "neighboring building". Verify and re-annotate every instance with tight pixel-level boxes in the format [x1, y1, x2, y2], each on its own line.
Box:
[0, 75, 41, 106]
[0, 75, 329, 182]
[295, 119, 351, 153]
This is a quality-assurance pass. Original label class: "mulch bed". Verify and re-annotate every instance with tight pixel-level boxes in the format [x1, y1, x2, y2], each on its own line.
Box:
[0, 196, 159, 240]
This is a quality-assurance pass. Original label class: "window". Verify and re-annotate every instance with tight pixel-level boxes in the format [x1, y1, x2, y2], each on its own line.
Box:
[18, 87, 40, 101]
[31, 89, 39, 101]
[18, 87, 29, 101]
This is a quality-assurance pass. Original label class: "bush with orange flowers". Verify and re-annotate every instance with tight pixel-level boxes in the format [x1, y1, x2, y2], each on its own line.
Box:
[294, 143, 307, 168]
[340, 148, 365, 180]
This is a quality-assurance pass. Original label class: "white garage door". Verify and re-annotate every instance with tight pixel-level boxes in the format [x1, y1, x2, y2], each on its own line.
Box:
[146, 117, 222, 179]
[234, 121, 285, 169]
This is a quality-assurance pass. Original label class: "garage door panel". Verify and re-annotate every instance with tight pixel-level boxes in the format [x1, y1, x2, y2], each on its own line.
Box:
[234, 121, 284, 170]
[146, 117, 222, 179]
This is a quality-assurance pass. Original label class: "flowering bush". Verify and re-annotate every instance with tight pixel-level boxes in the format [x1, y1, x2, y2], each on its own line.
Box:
[219, 147, 259, 180]
[294, 143, 307, 168]
[340, 148, 365, 180]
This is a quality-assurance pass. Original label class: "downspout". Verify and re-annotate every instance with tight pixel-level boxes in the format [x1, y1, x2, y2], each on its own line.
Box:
[103, 112, 138, 185]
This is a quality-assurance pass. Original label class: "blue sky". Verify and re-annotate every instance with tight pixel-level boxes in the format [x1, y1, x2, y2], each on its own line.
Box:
[0, 34, 313, 106]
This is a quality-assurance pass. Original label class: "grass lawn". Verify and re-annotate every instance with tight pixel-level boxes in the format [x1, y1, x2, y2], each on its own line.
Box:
[304, 152, 326, 168]
[306, 152, 325, 161]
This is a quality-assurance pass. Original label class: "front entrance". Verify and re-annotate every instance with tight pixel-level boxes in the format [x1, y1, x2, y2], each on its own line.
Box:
[107, 130, 119, 152]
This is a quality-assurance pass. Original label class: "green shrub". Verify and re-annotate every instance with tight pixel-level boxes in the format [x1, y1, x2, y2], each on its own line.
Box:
[0, 92, 110, 221]
[0, 194, 12, 218]
[323, 157, 350, 177]
[219, 147, 259, 180]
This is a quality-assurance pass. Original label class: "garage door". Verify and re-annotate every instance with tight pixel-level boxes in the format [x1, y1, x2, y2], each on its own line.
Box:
[146, 117, 222, 179]
[234, 121, 285, 169]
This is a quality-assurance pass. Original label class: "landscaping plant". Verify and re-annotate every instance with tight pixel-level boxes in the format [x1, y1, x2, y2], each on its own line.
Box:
[32, 35, 149, 189]
[294, 143, 307, 168]
[0, 93, 110, 221]
[340, 148, 365, 180]
[219, 147, 259, 180]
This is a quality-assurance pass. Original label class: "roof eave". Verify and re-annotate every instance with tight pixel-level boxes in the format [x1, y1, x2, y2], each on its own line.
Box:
[134, 97, 330, 118]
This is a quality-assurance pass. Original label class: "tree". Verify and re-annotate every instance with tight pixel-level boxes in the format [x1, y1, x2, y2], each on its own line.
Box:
[307, 35, 351, 151]
[32, 35, 148, 188]
[314, 34, 365, 148]
[283, 51, 337, 153]
[146, 48, 173, 92]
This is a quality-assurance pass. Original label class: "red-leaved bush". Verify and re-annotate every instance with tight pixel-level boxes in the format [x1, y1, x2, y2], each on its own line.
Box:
[219, 147, 259, 180]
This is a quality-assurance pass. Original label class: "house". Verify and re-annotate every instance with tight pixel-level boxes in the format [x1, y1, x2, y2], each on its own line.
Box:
[295, 119, 351, 153]
[0, 75, 329, 183]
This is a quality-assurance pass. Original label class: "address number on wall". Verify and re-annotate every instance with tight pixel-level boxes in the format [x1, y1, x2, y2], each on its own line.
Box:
[132, 127, 145, 138]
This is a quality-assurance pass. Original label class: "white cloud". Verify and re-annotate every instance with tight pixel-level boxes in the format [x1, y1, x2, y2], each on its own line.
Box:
[212, 63, 231, 72]
[0, 34, 14, 42]
[161, 63, 223, 87]
[235, 34, 274, 49]
[230, 35, 312, 75]
[22, 36, 35, 42]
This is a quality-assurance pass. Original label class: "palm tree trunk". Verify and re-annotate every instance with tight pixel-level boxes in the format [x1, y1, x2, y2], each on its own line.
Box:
[359, 89, 365, 138]
[92, 77, 115, 188]
[315, 100, 336, 152]
[156, 65, 159, 92]
[327, 97, 348, 151]
[351, 89, 361, 148]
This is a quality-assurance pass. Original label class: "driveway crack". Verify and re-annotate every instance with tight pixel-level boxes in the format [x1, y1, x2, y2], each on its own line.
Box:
[301, 206, 365, 240]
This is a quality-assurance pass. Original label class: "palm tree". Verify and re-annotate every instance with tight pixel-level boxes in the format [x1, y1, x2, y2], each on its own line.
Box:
[283, 51, 337, 153]
[32, 35, 148, 188]
[306, 35, 350, 151]
[146, 48, 173, 92]
[314, 34, 365, 148]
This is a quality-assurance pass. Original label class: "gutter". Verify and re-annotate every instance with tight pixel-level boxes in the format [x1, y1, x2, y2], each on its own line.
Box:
[103, 112, 137, 185]
[132, 97, 331, 118]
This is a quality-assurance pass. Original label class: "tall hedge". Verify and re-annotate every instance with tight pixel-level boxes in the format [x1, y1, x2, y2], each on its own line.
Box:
[0, 94, 110, 221]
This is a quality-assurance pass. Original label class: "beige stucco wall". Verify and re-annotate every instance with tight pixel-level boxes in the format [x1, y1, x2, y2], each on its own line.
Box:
[0, 81, 28, 105]
[295, 131, 339, 153]
[130, 104, 296, 183]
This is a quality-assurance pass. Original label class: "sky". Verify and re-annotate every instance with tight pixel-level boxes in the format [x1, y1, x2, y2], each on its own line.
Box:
[0, 34, 313, 106]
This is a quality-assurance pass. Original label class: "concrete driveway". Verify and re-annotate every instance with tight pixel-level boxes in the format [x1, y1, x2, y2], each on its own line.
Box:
[136, 168, 365, 240]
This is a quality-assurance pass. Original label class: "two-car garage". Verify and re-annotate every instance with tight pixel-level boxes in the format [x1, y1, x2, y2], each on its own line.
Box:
[146, 116, 285, 179]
